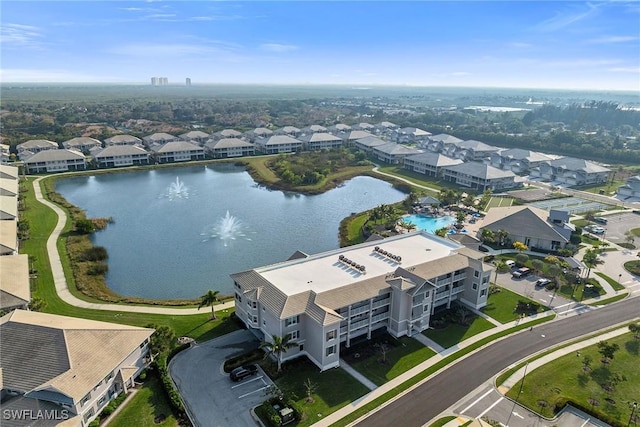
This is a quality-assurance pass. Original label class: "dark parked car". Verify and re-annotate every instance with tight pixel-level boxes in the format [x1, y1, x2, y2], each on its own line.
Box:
[512, 267, 532, 278]
[594, 217, 608, 224]
[230, 364, 258, 381]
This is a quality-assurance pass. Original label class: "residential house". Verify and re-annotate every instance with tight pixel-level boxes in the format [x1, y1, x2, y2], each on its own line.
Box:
[0, 195, 18, 220]
[104, 135, 143, 146]
[93, 145, 150, 168]
[352, 136, 389, 153]
[142, 132, 178, 148]
[62, 137, 102, 153]
[353, 123, 375, 132]
[479, 206, 573, 251]
[213, 129, 243, 139]
[205, 138, 255, 158]
[300, 125, 328, 134]
[617, 176, 640, 199]
[179, 131, 210, 145]
[23, 149, 87, 174]
[17, 140, 59, 160]
[453, 140, 500, 162]
[231, 231, 493, 371]
[1, 164, 19, 180]
[254, 135, 303, 154]
[394, 127, 432, 145]
[423, 134, 463, 152]
[298, 132, 343, 151]
[403, 152, 463, 177]
[489, 149, 553, 175]
[275, 126, 301, 137]
[0, 310, 153, 427]
[441, 162, 519, 192]
[0, 221, 18, 255]
[244, 128, 274, 142]
[0, 254, 30, 311]
[327, 124, 352, 134]
[374, 121, 399, 136]
[530, 157, 610, 186]
[151, 141, 204, 163]
[371, 143, 421, 164]
[340, 130, 374, 147]
[0, 177, 18, 197]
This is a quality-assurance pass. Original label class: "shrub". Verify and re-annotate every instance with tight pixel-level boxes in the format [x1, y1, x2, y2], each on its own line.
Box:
[87, 262, 109, 275]
[223, 348, 264, 372]
[155, 355, 185, 414]
[76, 219, 95, 234]
[83, 246, 108, 261]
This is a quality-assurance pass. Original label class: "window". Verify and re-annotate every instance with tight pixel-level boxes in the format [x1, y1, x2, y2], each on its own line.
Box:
[472, 283, 478, 290]
[252, 302, 257, 309]
[481, 289, 487, 297]
[474, 271, 480, 278]
[326, 330, 336, 341]
[285, 315, 299, 327]
[482, 277, 489, 284]
[83, 409, 95, 422]
[104, 371, 114, 383]
[252, 316, 257, 323]
[289, 330, 299, 340]
[98, 395, 107, 407]
[326, 345, 336, 357]
[263, 320, 266, 326]
[81, 393, 91, 407]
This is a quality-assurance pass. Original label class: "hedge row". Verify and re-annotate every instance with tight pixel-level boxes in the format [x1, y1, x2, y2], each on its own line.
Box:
[223, 348, 264, 373]
[156, 355, 185, 414]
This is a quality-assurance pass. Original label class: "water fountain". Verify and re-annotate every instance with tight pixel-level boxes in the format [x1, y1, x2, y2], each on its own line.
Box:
[202, 211, 250, 246]
[166, 177, 189, 200]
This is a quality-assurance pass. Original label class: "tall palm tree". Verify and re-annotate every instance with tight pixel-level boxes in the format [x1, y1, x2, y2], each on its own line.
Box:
[260, 335, 297, 373]
[198, 289, 220, 320]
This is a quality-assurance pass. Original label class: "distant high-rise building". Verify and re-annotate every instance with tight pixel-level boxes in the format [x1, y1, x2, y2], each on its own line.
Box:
[186, 78, 191, 86]
[151, 77, 169, 86]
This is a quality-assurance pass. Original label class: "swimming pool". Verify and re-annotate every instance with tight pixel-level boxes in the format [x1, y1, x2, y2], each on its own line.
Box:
[403, 214, 455, 234]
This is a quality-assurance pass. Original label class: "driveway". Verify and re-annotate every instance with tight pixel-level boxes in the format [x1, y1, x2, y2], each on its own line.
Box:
[598, 211, 639, 244]
[169, 330, 270, 427]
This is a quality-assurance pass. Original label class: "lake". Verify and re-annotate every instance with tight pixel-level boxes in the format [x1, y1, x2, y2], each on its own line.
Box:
[55, 164, 406, 299]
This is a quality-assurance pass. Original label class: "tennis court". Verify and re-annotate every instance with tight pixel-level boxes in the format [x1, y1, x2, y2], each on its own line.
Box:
[486, 196, 514, 209]
[529, 196, 613, 214]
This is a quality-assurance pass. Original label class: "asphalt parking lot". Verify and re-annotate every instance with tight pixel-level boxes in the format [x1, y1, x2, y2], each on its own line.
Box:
[169, 330, 271, 427]
[494, 270, 578, 312]
[597, 211, 640, 244]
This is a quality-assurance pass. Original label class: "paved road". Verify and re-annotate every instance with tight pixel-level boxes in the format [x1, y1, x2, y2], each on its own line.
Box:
[355, 297, 640, 427]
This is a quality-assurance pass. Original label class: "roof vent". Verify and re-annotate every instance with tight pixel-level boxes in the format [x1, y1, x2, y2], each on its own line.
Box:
[373, 246, 401, 263]
[338, 255, 366, 273]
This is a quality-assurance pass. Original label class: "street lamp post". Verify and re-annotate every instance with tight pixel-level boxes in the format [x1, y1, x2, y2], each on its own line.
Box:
[619, 274, 623, 288]
[629, 401, 638, 427]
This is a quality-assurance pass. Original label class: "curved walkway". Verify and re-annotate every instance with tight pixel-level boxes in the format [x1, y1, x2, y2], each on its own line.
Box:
[372, 166, 441, 194]
[33, 176, 234, 315]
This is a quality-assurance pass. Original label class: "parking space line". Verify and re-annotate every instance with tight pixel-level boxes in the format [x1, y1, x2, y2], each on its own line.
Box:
[231, 375, 264, 389]
[476, 397, 503, 419]
[460, 388, 494, 414]
[238, 385, 269, 399]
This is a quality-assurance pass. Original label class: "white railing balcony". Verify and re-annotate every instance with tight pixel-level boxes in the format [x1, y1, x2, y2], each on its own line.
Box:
[372, 299, 390, 309]
[350, 305, 370, 316]
[371, 312, 390, 323]
[350, 319, 369, 330]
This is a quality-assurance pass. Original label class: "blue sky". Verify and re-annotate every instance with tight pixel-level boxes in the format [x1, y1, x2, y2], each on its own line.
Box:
[1, 1, 639, 90]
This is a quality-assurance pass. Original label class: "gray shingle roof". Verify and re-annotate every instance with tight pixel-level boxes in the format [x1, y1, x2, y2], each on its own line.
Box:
[299, 132, 342, 143]
[152, 140, 203, 153]
[104, 134, 142, 145]
[443, 162, 515, 179]
[549, 157, 610, 173]
[258, 135, 302, 146]
[429, 134, 463, 144]
[94, 145, 149, 158]
[405, 152, 464, 167]
[205, 138, 255, 150]
[374, 143, 421, 156]
[354, 136, 388, 148]
[23, 149, 85, 163]
[18, 140, 58, 150]
[481, 206, 569, 243]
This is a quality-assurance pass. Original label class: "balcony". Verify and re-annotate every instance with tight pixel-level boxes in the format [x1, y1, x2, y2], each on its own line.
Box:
[372, 298, 390, 309]
[371, 312, 389, 323]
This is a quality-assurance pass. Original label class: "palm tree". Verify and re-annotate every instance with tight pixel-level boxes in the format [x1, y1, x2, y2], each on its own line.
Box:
[260, 335, 297, 373]
[198, 289, 220, 320]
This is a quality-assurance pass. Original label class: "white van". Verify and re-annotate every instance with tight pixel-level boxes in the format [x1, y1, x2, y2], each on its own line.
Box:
[504, 260, 516, 268]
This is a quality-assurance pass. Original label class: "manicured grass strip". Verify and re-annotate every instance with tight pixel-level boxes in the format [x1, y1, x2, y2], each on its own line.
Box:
[108, 374, 179, 427]
[506, 333, 639, 425]
[331, 316, 553, 427]
[423, 317, 495, 349]
[274, 359, 370, 427]
[340, 212, 369, 247]
[595, 272, 626, 291]
[588, 293, 629, 306]
[481, 287, 548, 324]
[349, 337, 436, 386]
[429, 416, 456, 427]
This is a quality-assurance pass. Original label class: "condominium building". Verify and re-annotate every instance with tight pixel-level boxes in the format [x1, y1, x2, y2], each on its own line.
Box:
[231, 231, 493, 371]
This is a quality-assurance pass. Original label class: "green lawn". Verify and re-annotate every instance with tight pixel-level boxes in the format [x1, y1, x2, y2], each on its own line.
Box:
[108, 374, 179, 427]
[557, 279, 605, 302]
[340, 212, 369, 246]
[347, 336, 436, 385]
[506, 333, 640, 426]
[423, 316, 495, 349]
[485, 196, 514, 209]
[595, 272, 626, 291]
[274, 358, 369, 427]
[481, 287, 548, 324]
[375, 165, 447, 195]
[20, 177, 240, 341]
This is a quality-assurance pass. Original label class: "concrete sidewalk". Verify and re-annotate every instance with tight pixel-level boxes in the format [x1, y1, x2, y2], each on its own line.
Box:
[33, 176, 234, 315]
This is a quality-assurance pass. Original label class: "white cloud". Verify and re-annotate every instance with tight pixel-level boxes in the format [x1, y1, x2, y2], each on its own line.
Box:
[0, 23, 43, 48]
[109, 42, 224, 57]
[451, 71, 471, 76]
[508, 42, 533, 48]
[608, 66, 640, 73]
[588, 35, 639, 43]
[260, 43, 299, 53]
[533, 3, 600, 32]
